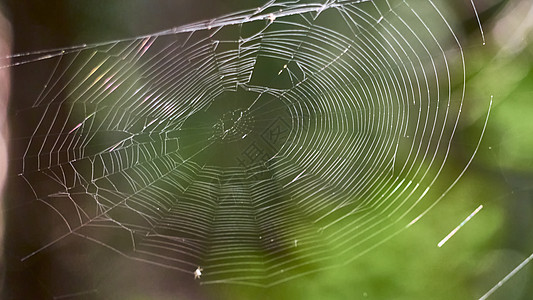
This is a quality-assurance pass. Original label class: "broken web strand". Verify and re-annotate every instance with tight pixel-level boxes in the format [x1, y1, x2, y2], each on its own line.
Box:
[6, 0, 490, 289]
[479, 251, 533, 300]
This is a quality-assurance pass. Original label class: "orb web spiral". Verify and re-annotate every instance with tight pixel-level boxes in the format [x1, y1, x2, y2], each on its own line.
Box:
[8, 0, 472, 286]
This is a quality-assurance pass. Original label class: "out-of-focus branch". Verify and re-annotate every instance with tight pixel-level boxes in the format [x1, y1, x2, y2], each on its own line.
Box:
[0, 5, 12, 291]
[493, 0, 533, 54]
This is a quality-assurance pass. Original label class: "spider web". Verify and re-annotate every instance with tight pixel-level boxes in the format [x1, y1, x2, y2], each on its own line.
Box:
[5, 0, 481, 287]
